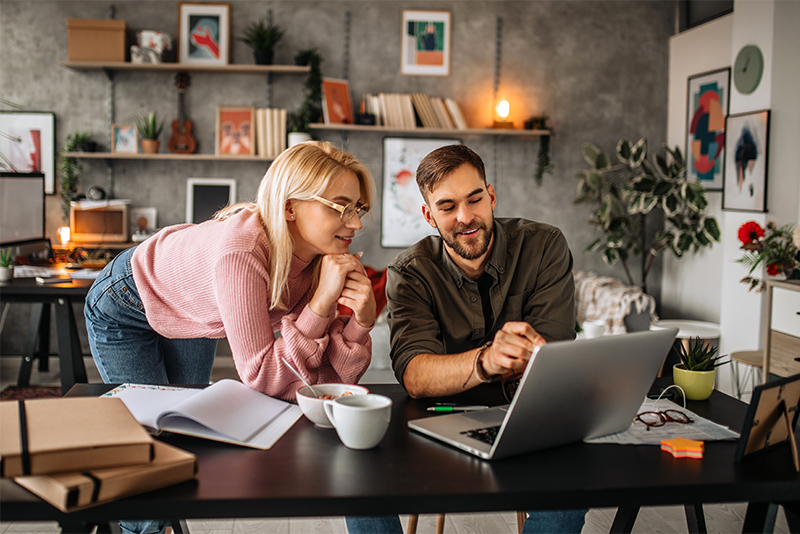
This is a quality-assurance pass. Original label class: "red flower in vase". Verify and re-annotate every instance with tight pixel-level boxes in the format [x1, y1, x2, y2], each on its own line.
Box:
[766, 263, 782, 276]
[738, 221, 764, 246]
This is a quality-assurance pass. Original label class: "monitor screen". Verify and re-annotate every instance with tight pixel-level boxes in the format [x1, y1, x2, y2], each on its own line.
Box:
[0, 172, 45, 246]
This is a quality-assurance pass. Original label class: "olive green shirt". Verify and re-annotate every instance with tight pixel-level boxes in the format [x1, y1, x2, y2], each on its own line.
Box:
[386, 218, 576, 386]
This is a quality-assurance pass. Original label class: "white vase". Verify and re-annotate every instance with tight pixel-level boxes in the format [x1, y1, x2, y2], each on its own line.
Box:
[0, 266, 14, 282]
[288, 132, 312, 147]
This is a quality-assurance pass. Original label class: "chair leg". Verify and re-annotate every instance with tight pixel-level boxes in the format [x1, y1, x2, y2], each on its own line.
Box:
[516, 511, 527, 533]
[407, 514, 418, 534]
[436, 514, 445, 534]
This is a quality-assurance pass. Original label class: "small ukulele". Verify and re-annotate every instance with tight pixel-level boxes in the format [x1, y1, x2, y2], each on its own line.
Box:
[168, 73, 197, 154]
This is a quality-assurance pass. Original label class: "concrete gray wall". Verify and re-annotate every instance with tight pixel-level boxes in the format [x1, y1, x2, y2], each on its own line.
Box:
[0, 0, 675, 356]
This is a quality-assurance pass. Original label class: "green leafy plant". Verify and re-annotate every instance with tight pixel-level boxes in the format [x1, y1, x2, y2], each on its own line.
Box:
[59, 132, 92, 223]
[238, 20, 284, 51]
[134, 112, 164, 140]
[290, 48, 324, 133]
[574, 138, 721, 294]
[0, 249, 12, 268]
[676, 336, 728, 371]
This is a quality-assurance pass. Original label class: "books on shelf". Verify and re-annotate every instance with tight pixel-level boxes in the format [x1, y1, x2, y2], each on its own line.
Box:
[255, 108, 287, 159]
[100, 379, 302, 450]
[361, 93, 469, 130]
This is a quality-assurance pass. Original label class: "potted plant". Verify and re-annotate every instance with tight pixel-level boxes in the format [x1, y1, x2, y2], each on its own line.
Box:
[289, 48, 323, 146]
[0, 249, 13, 282]
[239, 20, 284, 65]
[574, 138, 721, 294]
[134, 112, 164, 154]
[59, 131, 92, 223]
[673, 336, 728, 401]
[736, 220, 800, 291]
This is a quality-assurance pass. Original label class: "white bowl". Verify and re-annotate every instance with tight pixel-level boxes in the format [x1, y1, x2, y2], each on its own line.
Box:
[296, 383, 369, 428]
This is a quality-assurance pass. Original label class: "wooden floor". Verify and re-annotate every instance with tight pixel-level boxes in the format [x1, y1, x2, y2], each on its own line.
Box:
[0, 354, 790, 534]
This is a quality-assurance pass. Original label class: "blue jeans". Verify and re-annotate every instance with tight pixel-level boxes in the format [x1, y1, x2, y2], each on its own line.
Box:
[346, 509, 587, 534]
[84, 247, 217, 534]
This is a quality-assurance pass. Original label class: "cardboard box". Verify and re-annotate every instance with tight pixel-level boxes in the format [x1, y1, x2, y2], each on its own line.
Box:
[67, 18, 127, 62]
[14, 441, 196, 512]
[1, 397, 153, 478]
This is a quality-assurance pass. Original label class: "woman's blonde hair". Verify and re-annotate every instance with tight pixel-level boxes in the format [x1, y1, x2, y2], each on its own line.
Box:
[216, 141, 375, 310]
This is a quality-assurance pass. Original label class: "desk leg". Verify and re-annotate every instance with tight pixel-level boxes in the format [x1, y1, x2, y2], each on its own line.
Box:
[781, 502, 800, 533]
[684, 504, 707, 533]
[742, 502, 778, 533]
[17, 303, 47, 387]
[171, 519, 191, 533]
[55, 297, 87, 393]
[610, 505, 639, 533]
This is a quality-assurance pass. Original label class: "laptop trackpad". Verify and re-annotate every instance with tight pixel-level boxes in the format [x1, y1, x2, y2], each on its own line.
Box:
[463, 407, 507, 424]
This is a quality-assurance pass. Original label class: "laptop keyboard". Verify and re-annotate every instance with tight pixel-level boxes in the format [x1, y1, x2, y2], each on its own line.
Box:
[460, 425, 501, 445]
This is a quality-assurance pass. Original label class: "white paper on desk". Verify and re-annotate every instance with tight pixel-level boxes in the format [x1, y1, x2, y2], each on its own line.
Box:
[585, 398, 740, 445]
[101, 379, 302, 449]
[13, 265, 67, 278]
[67, 269, 102, 279]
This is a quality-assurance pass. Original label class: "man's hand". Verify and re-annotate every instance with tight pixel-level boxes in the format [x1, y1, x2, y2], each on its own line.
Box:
[481, 321, 545, 376]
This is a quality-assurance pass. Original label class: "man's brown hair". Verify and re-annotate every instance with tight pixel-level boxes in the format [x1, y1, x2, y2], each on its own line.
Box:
[416, 144, 486, 202]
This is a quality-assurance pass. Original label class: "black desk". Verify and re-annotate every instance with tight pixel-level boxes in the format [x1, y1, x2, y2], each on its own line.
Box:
[0, 276, 94, 393]
[1, 381, 798, 533]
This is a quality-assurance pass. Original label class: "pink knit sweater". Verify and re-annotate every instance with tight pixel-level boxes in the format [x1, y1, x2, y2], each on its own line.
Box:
[130, 209, 372, 401]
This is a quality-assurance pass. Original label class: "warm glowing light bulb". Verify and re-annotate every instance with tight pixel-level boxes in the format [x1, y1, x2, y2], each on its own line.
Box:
[58, 226, 71, 245]
[496, 100, 510, 119]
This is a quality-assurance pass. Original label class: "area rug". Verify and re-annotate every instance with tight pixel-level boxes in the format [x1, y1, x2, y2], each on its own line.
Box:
[0, 385, 62, 400]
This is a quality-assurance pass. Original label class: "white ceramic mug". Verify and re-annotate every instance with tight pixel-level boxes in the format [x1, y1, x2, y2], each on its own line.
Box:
[323, 394, 392, 450]
[582, 319, 607, 339]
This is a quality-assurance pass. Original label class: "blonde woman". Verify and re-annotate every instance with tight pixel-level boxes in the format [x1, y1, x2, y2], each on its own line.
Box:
[85, 140, 376, 402]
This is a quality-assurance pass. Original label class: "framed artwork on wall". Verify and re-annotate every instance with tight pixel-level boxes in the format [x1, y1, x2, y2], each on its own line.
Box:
[111, 124, 138, 154]
[0, 111, 56, 194]
[381, 137, 461, 248]
[685, 67, 729, 191]
[186, 178, 236, 223]
[400, 10, 451, 76]
[321, 78, 354, 125]
[215, 107, 254, 156]
[722, 110, 770, 213]
[178, 2, 230, 66]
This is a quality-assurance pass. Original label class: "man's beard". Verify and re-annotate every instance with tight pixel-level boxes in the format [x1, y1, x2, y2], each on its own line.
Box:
[439, 219, 494, 260]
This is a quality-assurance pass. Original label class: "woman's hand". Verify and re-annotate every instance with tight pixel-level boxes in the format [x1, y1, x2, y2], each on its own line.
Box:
[309, 253, 369, 319]
[338, 269, 377, 327]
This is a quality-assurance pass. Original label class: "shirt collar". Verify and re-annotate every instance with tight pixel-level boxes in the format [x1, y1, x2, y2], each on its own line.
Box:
[439, 219, 508, 287]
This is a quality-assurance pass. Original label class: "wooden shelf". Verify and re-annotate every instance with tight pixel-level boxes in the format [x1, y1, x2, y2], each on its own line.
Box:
[309, 123, 551, 138]
[62, 152, 273, 162]
[61, 61, 310, 75]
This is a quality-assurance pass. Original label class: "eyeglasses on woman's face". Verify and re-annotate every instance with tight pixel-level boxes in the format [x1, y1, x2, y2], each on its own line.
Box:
[634, 410, 694, 431]
[311, 195, 369, 223]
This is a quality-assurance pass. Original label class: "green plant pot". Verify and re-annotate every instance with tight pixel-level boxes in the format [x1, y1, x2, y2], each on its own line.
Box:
[673, 364, 715, 401]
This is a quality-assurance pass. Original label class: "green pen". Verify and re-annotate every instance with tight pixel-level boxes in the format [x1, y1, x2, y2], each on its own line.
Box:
[427, 405, 489, 412]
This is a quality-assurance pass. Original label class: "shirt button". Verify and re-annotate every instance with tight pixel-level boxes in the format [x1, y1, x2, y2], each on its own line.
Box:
[471, 296, 477, 302]
[475, 329, 481, 335]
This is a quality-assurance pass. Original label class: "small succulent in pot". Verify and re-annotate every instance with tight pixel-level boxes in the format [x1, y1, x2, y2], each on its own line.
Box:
[239, 20, 284, 64]
[0, 249, 12, 268]
[676, 337, 728, 371]
[134, 112, 164, 140]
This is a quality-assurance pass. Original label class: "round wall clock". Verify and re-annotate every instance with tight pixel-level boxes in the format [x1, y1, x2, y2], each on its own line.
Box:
[733, 44, 764, 95]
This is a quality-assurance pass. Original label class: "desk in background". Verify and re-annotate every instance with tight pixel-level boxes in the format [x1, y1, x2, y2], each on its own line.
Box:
[1, 380, 798, 533]
[0, 275, 94, 393]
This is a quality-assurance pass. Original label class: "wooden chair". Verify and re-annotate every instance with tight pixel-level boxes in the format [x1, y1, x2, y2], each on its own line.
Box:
[406, 511, 526, 534]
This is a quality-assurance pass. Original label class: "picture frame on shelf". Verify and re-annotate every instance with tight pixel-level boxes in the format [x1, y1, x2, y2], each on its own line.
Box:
[130, 207, 158, 233]
[186, 178, 237, 223]
[685, 67, 729, 191]
[381, 137, 461, 248]
[111, 124, 138, 154]
[722, 109, 769, 213]
[178, 2, 231, 66]
[0, 111, 56, 194]
[215, 107, 255, 156]
[321, 78, 354, 125]
[401, 10, 451, 76]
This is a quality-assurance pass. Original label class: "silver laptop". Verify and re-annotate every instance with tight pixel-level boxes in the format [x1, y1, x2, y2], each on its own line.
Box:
[408, 328, 679, 460]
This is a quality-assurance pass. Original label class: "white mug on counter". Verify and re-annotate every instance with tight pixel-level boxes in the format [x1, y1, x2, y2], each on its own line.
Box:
[323, 393, 392, 450]
[582, 319, 607, 339]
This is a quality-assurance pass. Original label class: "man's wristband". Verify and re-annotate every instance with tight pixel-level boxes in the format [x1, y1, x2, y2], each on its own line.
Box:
[462, 341, 497, 387]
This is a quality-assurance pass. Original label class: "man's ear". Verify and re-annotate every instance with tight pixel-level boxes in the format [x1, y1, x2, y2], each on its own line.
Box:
[285, 200, 296, 222]
[421, 203, 437, 229]
[487, 183, 497, 211]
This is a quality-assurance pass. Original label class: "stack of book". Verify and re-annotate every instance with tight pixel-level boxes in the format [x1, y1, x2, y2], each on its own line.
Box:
[1, 396, 196, 512]
[255, 108, 287, 159]
[361, 93, 469, 130]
